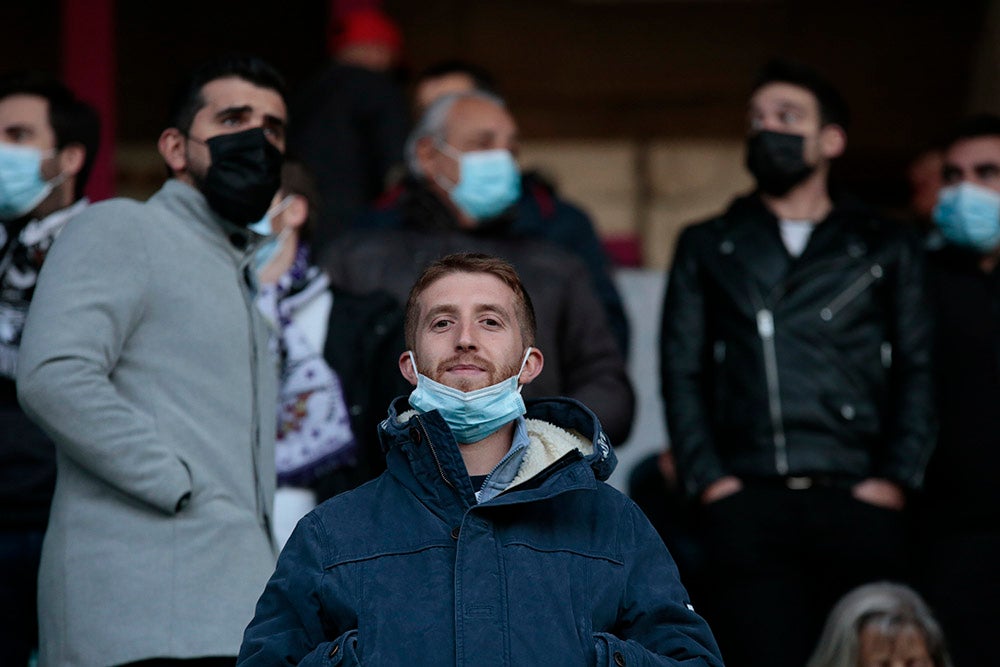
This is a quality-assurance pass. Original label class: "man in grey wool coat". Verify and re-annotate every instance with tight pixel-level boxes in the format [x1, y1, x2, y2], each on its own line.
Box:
[16, 54, 287, 667]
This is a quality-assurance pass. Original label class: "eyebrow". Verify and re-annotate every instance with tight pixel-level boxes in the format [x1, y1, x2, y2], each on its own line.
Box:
[423, 303, 513, 322]
[214, 104, 253, 120]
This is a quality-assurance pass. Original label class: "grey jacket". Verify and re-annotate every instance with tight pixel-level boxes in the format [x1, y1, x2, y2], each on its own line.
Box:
[17, 179, 278, 666]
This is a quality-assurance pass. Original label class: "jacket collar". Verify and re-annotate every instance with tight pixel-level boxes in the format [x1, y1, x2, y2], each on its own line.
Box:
[151, 179, 255, 251]
[717, 193, 878, 301]
[399, 176, 519, 236]
[378, 396, 617, 519]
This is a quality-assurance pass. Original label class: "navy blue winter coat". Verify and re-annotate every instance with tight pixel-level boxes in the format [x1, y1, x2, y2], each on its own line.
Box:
[238, 397, 723, 666]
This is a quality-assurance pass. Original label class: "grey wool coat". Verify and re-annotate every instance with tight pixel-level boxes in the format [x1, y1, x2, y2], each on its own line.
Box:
[17, 179, 278, 667]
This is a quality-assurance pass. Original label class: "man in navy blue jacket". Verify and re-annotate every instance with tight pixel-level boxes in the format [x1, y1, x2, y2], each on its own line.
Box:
[238, 253, 722, 666]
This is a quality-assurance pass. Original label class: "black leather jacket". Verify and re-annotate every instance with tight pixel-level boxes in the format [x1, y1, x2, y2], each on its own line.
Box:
[660, 195, 935, 498]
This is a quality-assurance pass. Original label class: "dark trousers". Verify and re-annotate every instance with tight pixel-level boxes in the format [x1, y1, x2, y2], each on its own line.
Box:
[698, 481, 907, 667]
[918, 529, 1000, 667]
[0, 529, 45, 667]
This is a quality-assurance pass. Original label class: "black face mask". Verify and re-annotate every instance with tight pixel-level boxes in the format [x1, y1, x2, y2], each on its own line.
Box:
[198, 127, 283, 226]
[745, 130, 816, 197]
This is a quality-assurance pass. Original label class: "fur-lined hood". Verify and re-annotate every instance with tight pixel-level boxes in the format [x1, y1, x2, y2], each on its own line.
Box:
[381, 396, 617, 504]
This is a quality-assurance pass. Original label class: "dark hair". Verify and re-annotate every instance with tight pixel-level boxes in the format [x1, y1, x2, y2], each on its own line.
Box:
[0, 71, 101, 200]
[943, 113, 1000, 149]
[404, 253, 536, 349]
[166, 54, 286, 135]
[751, 59, 851, 130]
[278, 158, 319, 244]
[415, 59, 499, 97]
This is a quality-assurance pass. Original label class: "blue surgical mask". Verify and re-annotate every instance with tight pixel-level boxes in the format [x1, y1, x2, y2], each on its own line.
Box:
[250, 196, 295, 275]
[933, 182, 1000, 252]
[436, 144, 521, 221]
[407, 349, 532, 443]
[0, 144, 62, 221]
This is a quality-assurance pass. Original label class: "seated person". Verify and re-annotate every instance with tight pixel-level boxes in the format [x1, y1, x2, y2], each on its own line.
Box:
[807, 582, 953, 667]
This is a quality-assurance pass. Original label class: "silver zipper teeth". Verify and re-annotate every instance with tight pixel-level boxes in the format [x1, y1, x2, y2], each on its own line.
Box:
[757, 309, 789, 475]
[820, 264, 883, 321]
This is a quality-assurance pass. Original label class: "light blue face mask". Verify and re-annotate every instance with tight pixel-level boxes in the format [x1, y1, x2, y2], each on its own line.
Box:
[0, 144, 62, 221]
[933, 182, 1000, 252]
[249, 196, 294, 274]
[408, 348, 532, 444]
[436, 144, 521, 221]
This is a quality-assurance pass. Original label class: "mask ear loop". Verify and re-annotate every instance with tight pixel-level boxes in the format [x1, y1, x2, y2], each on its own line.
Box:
[515, 347, 533, 393]
[408, 351, 419, 379]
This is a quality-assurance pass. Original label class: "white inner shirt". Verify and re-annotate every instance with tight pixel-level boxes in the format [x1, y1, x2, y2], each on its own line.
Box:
[779, 219, 815, 257]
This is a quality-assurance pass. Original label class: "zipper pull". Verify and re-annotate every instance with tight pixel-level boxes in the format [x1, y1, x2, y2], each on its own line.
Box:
[756, 309, 775, 339]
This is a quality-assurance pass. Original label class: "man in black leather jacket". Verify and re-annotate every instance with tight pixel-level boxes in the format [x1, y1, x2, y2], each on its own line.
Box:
[659, 60, 934, 667]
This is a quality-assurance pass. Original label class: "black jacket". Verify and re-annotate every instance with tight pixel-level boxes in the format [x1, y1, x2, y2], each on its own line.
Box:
[312, 287, 410, 502]
[661, 194, 935, 498]
[922, 243, 1000, 526]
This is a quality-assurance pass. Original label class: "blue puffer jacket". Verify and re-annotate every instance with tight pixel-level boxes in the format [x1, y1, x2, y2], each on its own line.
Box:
[238, 397, 723, 666]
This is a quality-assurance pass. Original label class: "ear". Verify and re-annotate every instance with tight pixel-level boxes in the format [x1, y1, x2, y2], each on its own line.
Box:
[415, 136, 438, 177]
[517, 347, 544, 386]
[282, 194, 309, 231]
[57, 143, 86, 178]
[399, 351, 418, 387]
[820, 124, 847, 159]
[157, 127, 188, 176]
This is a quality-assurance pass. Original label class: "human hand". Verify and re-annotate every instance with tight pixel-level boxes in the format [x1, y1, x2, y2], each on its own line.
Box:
[851, 478, 905, 510]
[700, 475, 743, 504]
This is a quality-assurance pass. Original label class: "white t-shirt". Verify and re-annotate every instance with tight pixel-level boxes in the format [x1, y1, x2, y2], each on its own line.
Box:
[779, 219, 815, 257]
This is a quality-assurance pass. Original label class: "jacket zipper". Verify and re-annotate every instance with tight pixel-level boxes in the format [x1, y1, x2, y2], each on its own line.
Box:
[415, 415, 457, 492]
[755, 308, 789, 475]
[238, 253, 268, 537]
[819, 264, 883, 321]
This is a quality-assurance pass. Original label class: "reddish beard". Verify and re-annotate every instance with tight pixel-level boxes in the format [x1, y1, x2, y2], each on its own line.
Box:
[424, 353, 520, 392]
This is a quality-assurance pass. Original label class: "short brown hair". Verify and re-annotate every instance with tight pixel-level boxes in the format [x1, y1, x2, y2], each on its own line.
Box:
[404, 253, 537, 349]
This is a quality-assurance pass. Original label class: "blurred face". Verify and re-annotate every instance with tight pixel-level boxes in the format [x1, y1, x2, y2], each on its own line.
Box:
[406, 271, 526, 392]
[941, 135, 1000, 194]
[748, 82, 829, 164]
[857, 622, 934, 667]
[0, 93, 81, 215]
[414, 72, 477, 114]
[419, 97, 519, 194]
[178, 77, 287, 184]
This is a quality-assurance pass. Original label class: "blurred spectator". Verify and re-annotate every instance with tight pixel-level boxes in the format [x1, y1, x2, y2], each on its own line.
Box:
[252, 160, 408, 549]
[288, 7, 410, 252]
[16, 55, 286, 666]
[627, 449, 707, 605]
[377, 59, 630, 353]
[919, 113, 1000, 667]
[906, 149, 944, 231]
[325, 91, 635, 445]
[0, 71, 98, 667]
[660, 59, 934, 667]
[807, 582, 952, 667]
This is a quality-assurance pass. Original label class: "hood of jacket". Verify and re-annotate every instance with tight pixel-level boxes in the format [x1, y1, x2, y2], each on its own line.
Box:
[377, 395, 616, 519]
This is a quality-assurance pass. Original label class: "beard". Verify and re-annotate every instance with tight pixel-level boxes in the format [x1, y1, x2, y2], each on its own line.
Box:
[424, 352, 521, 392]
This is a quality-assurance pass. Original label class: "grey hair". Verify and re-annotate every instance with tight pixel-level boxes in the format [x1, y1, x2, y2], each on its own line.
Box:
[404, 90, 507, 178]
[807, 582, 953, 667]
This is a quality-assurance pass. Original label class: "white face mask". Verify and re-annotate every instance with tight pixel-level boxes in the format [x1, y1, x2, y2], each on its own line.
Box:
[407, 348, 532, 443]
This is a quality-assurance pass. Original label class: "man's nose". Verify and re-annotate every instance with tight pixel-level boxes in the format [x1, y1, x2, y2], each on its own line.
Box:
[454, 321, 478, 350]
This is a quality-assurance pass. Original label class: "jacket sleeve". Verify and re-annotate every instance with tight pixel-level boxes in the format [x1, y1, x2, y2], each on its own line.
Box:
[595, 501, 724, 666]
[556, 253, 636, 446]
[660, 226, 726, 498]
[238, 513, 353, 666]
[880, 227, 936, 490]
[16, 203, 191, 514]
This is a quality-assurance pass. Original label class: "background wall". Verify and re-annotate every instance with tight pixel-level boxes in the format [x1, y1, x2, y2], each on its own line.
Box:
[2, 0, 991, 267]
